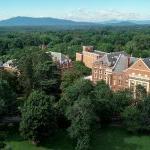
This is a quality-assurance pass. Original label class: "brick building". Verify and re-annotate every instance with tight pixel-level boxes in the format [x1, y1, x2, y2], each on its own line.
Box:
[76, 46, 150, 93]
[76, 46, 106, 68]
[92, 51, 131, 91]
[92, 52, 150, 92]
[124, 58, 150, 93]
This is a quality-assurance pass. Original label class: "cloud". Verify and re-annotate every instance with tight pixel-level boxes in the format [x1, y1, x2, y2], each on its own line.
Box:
[62, 9, 150, 22]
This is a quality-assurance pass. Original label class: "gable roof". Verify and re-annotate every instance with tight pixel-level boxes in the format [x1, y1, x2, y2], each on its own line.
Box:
[143, 58, 150, 69]
[94, 51, 128, 66]
[124, 58, 150, 73]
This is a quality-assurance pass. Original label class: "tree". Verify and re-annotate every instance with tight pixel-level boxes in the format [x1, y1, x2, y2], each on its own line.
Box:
[93, 81, 112, 123]
[33, 61, 61, 96]
[122, 105, 140, 132]
[18, 50, 35, 95]
[60, 79, 94, 111]
[63, 34, 72, 43]
[18, 49, 60, 96]
[12, 38, 24, 49]
[0, 133, 6, 149]
[66, 97, 95, 150]
[112, 90, 132, 114]
[97, 43, 114, 53]
[0, 80, 16, 117]
[40, 34, 51, 45]
[138, 95, 150, 131]
[124, 41, 136, 54]
[20, 91, 56, 144]
[61, 62, 91, 91]
[135, 84, 147, 102]
[61, 70, 81, 90]
[0, 70, 19, 93]
[122, 95, 150, 132]
[60, 79, 95, 150]
[73, 61, 91, 76]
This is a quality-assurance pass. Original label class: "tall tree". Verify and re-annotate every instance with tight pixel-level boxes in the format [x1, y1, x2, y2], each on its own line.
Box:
[18, 49, 60, 96]
[112, 90, 132, 114]
[66, 97, 96, 150]
[33, 61, 60, 96]
[0, 80, 16, 117]
[93, 81, 112, 122]
[20, 90, 56, 144]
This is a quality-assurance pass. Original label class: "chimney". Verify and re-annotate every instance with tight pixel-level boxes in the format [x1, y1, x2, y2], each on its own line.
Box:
[83, 46, 94, 52]
[128, 56, 130, 67]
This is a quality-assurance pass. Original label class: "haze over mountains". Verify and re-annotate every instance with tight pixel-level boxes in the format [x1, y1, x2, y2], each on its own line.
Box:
[0, 16, 150, 26]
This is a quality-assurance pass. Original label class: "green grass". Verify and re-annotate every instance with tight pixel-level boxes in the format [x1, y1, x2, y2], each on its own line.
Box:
[5, 130, 74, 150]
[5, 127, 150, 150]
[92, 127, 150, 150]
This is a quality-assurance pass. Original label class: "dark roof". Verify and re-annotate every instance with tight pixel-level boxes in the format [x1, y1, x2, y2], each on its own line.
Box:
[107, 51, 128, 66]
[143, 58, 150, 68]
[93, 51, 128, 67]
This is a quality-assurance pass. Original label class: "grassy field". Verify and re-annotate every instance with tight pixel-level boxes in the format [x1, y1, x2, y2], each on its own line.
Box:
[5, 127, 150, 150]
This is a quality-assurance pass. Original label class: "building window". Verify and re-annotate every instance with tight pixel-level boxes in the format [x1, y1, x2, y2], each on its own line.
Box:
[142, 83, 147, 89]
[94, 74, 97, 78]
[99, 75, 102, 79]
[114, 80, 116, 85]
[99, 70, 102, 74]
[118, 80, 121, 85]
[130, 80, 135, 92]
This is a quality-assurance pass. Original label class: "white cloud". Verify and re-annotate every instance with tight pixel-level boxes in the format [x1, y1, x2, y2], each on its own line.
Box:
[62, 9, 150, 22]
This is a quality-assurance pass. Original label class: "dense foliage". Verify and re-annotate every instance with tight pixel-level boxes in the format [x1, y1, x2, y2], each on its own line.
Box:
[1, 26, 150, 149]
[20, 90, 56, 144]
[0, 80, 17, 117]
[1, 26, 150, 62]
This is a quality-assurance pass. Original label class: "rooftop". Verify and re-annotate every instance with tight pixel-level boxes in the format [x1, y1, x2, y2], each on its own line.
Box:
[143, 58, 150, 69]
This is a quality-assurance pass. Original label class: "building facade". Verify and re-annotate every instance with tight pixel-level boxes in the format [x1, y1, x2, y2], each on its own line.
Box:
[124, 58, 150, 93]
[92, 54, 150, 92]
[76, 46, 106, 68]
[92, 51, 131, 91]
[76, 46, 150, 93]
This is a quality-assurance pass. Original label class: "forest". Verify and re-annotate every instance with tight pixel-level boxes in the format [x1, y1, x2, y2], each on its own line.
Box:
[0, 26, 150, 150]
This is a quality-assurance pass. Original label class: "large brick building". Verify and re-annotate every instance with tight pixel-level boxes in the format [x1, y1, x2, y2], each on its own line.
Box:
[76, 46, 150, 93]
[92, 51, 131, 91]
[76, 46, 106, 68]
[124, 58, 150, 93]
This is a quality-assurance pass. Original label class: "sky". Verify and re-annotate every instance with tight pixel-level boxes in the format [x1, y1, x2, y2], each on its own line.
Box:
[0, 0, 150, 21]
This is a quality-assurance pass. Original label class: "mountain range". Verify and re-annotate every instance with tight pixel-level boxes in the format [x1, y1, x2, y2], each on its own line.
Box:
[0, 17, 150, 26]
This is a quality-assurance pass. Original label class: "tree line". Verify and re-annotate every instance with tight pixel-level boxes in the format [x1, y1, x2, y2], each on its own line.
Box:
[1, 26, 150, 149]
[1, 26, 150, 62]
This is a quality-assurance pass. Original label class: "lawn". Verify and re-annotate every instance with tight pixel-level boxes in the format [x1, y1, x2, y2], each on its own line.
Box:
[5, 127, 150, 150]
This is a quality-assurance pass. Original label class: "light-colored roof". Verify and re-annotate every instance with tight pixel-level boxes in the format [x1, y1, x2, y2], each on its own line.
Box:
[47, 51, 70, 64]
[84, 75, 92, 81]
[3, 59, 17, 68]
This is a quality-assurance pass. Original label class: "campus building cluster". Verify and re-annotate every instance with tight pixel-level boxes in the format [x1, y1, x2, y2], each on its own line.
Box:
[76, 46, 150, 93]
[46, 51, 73, 71]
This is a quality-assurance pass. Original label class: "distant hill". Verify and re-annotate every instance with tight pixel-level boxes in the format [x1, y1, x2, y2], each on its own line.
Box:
[0, 17, 150, 26]
[99, 20, 137, 26]
[0, 17, 93, 26]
